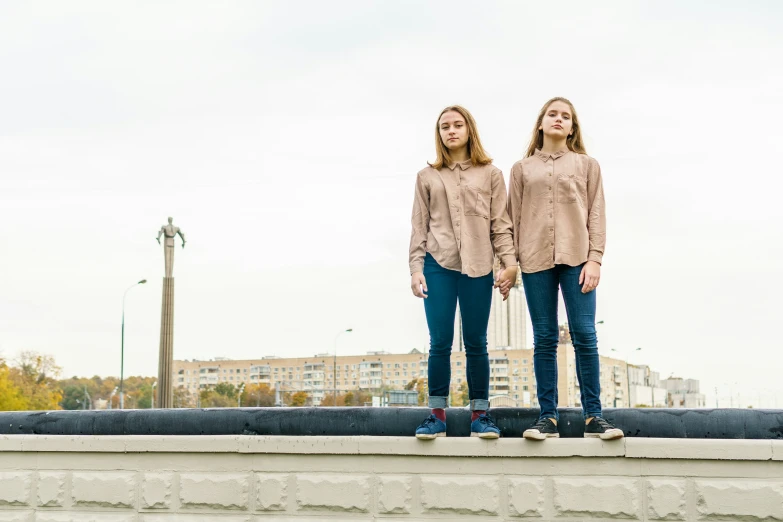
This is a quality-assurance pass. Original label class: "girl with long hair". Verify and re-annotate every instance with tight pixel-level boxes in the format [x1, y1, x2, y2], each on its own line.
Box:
[409, 105, 518, 439]
[508, 97, 623, 441]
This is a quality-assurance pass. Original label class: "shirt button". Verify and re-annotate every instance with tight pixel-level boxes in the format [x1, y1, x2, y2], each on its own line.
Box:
[456, 208, 460, 212]
[549, 173, 552, 176]
[548, 187, 552, 190]
[549, 200, 553, 204]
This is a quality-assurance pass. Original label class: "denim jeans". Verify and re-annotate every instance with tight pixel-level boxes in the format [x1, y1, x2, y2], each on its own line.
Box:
[521, 263, 601, 421]
[422, 253, 492, 411]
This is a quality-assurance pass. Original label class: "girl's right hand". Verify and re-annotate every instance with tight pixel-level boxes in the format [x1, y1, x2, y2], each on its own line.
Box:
[411, 272, 428, 298]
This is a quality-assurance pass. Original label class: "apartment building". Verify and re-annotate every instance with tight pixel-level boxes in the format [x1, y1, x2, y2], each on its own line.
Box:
[174, 322, 701, 409]
[173, 348, 538, 406]
[660, 377, 706, 408]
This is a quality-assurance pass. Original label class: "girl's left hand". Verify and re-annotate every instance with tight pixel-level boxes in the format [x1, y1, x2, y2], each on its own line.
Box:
[579, 261, 601, 293]
[494, 266, 518, 301]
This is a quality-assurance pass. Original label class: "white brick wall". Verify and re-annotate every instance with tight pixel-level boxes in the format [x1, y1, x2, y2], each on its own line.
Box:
[0, 435, 780, 520]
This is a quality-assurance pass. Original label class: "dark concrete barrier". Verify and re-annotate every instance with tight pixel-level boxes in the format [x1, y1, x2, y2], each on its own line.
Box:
[0, 408, 781, 438]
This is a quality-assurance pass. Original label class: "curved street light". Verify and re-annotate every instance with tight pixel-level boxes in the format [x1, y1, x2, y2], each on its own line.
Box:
[121, 279, 147, 409]
[333, 328, 353, 406]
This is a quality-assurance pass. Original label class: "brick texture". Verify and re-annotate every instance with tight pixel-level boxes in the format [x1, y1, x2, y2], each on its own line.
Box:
[508, 477, 545, 518]
[256, 473, 288, 511]
[554, 477, 640, 519]
[71, 472, 135, 509]
[421, 476, 500, 516]
[378, 475, 412, 514]
[180, 473, 249, 511]
[37, 472, 67, 508]
[696, 479, 783, 520]
[647, 479, 686, 520]
[0, 436, 779, 521]
[296, 474, 371, 512]
[0, 472, 32, 506]
[142, 473, 174, 509]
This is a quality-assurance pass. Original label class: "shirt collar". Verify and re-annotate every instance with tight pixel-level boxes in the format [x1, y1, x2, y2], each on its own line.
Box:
[446, 159, 473, 171]
[534, 149, 569, 162]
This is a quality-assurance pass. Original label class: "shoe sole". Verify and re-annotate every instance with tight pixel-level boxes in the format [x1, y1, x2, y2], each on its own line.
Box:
[584, 429, 624, 440]
[471, 432, 500, 439]
[416, 432, 447, 440]
[523, 431, 560, 441]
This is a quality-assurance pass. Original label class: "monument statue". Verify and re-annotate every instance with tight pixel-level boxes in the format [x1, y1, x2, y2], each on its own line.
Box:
[155, 216, 185, 408]
[156, 217, 186, 278]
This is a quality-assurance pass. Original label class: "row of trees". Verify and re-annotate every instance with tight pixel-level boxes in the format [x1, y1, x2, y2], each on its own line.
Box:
[1, 351, 471, 411]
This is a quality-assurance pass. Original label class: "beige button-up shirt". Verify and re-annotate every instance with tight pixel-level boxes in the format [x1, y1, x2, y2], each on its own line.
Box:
[508, 150, 606, 274]
[409, 160, 516, 278]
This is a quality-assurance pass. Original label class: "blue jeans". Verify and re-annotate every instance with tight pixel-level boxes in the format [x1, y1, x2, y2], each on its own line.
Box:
[521, 263, 601, 421]
[423, 253, 492, 411]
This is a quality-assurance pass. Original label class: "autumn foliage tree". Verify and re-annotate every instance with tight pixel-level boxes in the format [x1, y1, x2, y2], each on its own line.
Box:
[0, 352, 63, 411]
[240, 383, 276, 407]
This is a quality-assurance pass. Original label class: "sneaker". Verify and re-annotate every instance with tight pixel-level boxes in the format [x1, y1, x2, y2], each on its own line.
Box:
[470, 413, 500, 439]
[523, 417, 560, 441]
[415, 414, 447, 440]
[584, 417, 624, 440]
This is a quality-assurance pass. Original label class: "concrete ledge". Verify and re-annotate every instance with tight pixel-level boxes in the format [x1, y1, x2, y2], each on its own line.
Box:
[1, 436, 782, 520]
[1, 435, 781, 460]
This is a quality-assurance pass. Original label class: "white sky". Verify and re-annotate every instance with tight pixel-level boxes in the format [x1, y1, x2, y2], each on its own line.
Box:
[1, 1, 781, 408]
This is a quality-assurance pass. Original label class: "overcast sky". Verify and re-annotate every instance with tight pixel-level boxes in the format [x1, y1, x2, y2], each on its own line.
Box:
[1, 1, 781, 408]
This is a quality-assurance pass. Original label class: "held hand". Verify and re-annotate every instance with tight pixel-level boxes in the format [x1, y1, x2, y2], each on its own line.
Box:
[411, 272, 428, 299]
[579, 261, 601, 293]
[494, 266, 518, 301]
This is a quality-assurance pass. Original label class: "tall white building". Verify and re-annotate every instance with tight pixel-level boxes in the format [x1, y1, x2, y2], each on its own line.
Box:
[455, 268, 527, 352]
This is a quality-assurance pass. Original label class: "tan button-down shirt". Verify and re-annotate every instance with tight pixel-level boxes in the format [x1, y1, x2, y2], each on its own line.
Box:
[508, 150, 606, 274]
[409, 160, 516, 277]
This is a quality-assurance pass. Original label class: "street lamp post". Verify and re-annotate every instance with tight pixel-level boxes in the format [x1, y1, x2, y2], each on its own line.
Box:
[333, 328, 353, 406]
[108, 386, 118, 410]
[151, 381, 157, 409]
[612, 347, 641, 407]
[121, 279, 147, 409]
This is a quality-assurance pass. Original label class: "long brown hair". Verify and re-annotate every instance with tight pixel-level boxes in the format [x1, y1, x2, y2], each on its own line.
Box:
[524, 97, 587, 158]
[429, 105, 492, 169]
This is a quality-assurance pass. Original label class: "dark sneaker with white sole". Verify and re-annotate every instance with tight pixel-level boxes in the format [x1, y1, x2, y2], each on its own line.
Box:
[470, 413, 501, 439]
[415, 414, 447, 440]
[523, 417, 560, 440]
[584, 417, 624, 440]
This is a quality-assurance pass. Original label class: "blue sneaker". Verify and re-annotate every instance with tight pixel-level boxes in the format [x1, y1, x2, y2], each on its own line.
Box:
[470, 413, 500, 439]
[415, 414, 447, 440]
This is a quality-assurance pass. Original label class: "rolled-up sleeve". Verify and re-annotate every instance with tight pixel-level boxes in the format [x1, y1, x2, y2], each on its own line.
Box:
[408, 171, 430, 274]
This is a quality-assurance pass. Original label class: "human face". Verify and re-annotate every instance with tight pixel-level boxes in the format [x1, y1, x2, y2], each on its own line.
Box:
[438, 110, 469, 152]
[539, 101, 574, 140]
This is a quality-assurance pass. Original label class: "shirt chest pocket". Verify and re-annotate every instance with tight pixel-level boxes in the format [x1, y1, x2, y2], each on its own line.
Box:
[557, 174, 581, 204]
[464, 185, 490, 218]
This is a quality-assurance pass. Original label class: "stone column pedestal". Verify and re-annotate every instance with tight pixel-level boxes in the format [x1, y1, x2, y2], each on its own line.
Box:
[157, 277, 174, 408]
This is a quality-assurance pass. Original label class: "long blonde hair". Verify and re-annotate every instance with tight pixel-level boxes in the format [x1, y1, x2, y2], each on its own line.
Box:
[429, 105, 492, 169]
[524, 97, 586, 158]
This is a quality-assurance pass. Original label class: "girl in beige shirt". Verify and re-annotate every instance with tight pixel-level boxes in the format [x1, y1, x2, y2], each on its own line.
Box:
[409, 105, 518, 439]
[507, 97, 623, 441]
